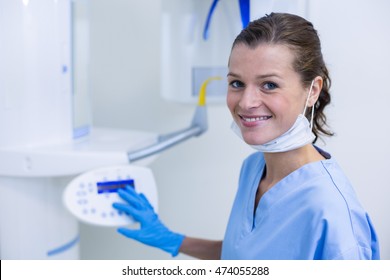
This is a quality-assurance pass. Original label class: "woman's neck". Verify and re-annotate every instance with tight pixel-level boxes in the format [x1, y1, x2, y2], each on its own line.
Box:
[259, 144, 325, 196]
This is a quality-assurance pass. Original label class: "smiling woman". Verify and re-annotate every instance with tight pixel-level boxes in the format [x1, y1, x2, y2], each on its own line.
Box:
[221, 13, 379, 260]
[111, 12, 380, 260]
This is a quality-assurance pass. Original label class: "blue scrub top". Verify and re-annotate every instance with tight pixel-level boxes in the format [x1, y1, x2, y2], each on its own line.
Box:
[221, 148, 380, 259]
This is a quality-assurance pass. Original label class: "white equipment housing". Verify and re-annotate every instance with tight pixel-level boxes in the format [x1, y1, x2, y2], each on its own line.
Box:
[0, 0, 208, 260]
[0, 0, 158, 259]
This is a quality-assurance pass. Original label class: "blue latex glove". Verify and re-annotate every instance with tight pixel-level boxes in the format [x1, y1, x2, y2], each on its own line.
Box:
[112, 186, 185, 257]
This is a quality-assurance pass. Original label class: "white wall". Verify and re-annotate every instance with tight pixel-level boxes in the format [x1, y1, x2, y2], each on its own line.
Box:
[80, 0, 390, 259]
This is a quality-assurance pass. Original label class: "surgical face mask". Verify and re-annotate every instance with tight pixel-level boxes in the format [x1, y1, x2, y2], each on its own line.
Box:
[231, 81, 316, 153]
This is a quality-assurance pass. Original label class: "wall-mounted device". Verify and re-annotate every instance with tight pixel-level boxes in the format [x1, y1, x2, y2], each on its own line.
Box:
[160, 0, 308, 104]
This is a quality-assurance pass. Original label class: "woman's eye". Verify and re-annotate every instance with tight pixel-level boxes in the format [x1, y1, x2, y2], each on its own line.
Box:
[263, 82, 278, 90]
[229, 80, 244, 88]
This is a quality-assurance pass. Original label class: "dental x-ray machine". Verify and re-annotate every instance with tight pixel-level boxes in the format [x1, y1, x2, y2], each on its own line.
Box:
[0, 0, 213, 259]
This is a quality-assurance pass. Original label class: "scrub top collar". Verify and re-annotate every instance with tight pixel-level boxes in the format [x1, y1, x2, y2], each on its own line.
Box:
[250, 145, 333, 230]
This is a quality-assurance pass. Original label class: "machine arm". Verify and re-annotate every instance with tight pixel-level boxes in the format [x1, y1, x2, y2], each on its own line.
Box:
[127, 77, 220, 162]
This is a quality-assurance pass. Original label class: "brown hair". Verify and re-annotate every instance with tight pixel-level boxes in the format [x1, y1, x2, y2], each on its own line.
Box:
[231, 13, 333, 142]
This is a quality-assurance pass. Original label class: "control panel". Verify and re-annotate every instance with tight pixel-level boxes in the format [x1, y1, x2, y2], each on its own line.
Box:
[63, 165, 158, 226]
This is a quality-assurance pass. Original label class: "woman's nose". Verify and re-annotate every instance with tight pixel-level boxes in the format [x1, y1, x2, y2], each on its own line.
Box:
[239, 86, 262, 109]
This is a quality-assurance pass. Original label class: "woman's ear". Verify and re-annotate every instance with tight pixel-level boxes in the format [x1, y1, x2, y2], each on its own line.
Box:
[308, 76, 323, 107]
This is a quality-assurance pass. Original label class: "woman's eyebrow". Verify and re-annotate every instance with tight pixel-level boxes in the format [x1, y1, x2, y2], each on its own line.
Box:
[227, 72, 281, 79]
[255, 73, 282, 79]
[227, 72, 240, 78]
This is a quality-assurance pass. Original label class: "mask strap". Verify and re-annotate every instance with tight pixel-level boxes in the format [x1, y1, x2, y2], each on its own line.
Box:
[303, 80, 315, 128]
[310, 102, 315, 129]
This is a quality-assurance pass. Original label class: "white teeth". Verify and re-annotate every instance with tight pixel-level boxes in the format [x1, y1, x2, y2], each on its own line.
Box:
[242, 116, 270, 122]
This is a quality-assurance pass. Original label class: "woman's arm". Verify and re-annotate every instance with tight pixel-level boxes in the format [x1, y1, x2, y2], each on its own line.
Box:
[179, 237, 222, 259]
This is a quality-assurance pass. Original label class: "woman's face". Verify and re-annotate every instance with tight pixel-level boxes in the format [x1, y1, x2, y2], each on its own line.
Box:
[227, 43, 309, 145]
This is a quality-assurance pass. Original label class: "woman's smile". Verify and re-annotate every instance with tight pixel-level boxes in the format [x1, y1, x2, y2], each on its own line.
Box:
[239, 114, 273, 127]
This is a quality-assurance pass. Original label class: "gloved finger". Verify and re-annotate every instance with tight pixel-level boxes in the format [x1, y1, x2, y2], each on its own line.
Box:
[138, 193, 154, 210]
[117, 227, 143, 241]
[117, 187, 144, 209]
[112, 202, 146, 222]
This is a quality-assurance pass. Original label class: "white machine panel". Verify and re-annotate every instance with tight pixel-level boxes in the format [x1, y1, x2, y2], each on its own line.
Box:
[63, 165, 158, 227]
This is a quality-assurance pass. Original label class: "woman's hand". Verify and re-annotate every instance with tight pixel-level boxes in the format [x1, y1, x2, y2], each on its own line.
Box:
[113, 186, 185, 257]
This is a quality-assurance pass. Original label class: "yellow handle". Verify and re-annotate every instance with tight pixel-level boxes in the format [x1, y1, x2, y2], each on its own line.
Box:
[198, 76, 223, 106]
